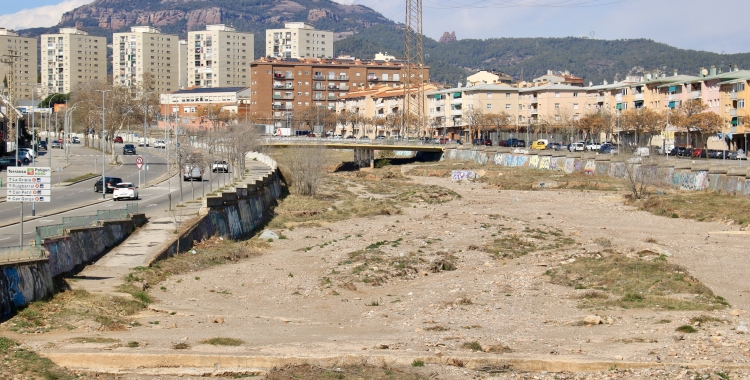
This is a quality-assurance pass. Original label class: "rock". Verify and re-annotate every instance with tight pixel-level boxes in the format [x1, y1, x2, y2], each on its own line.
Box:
[259, 230, 279, 240]
[376, 344, 389, 349]
[583, 315, 602, 325]
[738, 322, 748, 334]
[212, 317, 224, 324]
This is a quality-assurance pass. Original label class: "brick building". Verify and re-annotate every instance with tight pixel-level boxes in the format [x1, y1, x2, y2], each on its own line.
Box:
[249, 57, 429, 127]
[158, 86, 249, 130]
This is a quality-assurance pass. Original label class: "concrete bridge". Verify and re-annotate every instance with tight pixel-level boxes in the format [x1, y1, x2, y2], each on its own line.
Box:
[261, 137, 446, 167]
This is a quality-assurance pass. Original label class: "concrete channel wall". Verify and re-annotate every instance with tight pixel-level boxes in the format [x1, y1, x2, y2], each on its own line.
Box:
[444, 146, 750, 196]
[0, 215, 148, 319]
[147, 153, 281, 264]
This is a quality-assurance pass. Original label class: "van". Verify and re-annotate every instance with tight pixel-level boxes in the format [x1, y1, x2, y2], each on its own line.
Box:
[138, 137, 150, 147]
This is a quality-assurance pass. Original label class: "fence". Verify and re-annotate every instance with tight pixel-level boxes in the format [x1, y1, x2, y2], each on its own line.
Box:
[35, 203, 138, 245]
[0, 245, 44, 263]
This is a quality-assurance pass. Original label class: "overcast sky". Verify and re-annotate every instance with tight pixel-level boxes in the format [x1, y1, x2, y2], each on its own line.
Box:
[1, 0, 748, 54]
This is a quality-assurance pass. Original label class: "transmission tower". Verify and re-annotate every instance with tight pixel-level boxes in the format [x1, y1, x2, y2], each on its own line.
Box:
[403, 0, 425, 138]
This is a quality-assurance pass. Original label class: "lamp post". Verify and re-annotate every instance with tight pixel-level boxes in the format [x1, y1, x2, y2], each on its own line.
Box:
[142, 91, 153, 150]
[96, 90, 110, 199]
[23, 83, 42, 216]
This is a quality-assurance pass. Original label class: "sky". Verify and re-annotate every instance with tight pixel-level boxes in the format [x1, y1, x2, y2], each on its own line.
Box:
[1, 0, 749, 54]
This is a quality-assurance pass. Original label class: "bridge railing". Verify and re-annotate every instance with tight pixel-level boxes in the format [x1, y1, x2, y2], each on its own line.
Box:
[262, 136, 458, 148]
[0, 245, 44, 263]
[35, 203, 139, 244]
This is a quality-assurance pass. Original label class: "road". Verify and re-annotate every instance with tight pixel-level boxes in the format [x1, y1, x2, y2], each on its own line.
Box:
[0, 144, 236, 248]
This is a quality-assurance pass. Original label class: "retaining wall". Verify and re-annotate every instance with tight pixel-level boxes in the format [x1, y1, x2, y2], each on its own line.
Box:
[147, 155, 282, 265]
[0, 214, 147, 319]
[444, 147, 750, 196]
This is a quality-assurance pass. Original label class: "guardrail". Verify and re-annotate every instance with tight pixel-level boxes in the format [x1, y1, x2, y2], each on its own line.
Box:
[35, 203, 139, 244]
[0, 245, 44, 263]
[262, 137, 460, 147]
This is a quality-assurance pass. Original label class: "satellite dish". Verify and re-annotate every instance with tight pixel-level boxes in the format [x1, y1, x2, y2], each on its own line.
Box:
[701, 68, 709, 76]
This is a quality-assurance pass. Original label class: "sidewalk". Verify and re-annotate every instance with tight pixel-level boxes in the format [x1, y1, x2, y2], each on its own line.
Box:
[70, 158, 274, 296]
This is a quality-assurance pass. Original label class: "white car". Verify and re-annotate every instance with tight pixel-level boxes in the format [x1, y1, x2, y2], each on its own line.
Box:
[183, 165, 203, 181]
[153, 140, 166, 149]
[113, 182, 138, 201]
[569, 142, 585, 152]
[585, 142, 601, 151]
[212, 160, 229, 173]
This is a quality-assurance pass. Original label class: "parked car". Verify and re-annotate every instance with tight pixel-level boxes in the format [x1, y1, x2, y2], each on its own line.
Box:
[530, 139, 548, 150]
[153, 140, 166, 149]
[585, 141, 601, 151]
[473, 138, 492, 146]
[114, 136, 124, 144]
[569, 142, 585, 152]
[212, 160, 229, 173]
[94, 176, 124, 193]
[113, 182, 138, 201]
[375, 136, 386, 140]
[122, 144, 136, 155]
[38, 141, 47, 150]
[506, 138, 522, 147]
[183, 165, 203, 181]
[731, 149, 747, 160]
[71, 136, 81, 144]
[359, 136, 370, 140]
[692, 148, 707, 158]
[0, 156, 23, 168]
[18, 147, 36, 158]
[16, 149, 34, 163]
[333, 134, 343, 139]
[598, 143, 618, 155]
[345, 135, 356, 139]
[714, 150, 731, 159]
[677, 147, 692, 157]
[546, 142, 562, 151]
[50, 140, 62, 149]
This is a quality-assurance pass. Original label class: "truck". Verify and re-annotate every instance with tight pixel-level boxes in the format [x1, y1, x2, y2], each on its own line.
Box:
[274, 127, 292, 137]
[138, 137, 151, 147]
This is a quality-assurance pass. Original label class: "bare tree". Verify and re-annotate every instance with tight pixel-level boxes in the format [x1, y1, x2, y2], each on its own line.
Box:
[277, 145, 331, 197]
[484, 111, 512, 142]
[620, 108, 666, 147]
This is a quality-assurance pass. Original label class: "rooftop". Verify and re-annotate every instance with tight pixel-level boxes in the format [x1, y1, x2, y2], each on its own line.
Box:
[169, 87, 248, 95]
[253, 57, 417, 68]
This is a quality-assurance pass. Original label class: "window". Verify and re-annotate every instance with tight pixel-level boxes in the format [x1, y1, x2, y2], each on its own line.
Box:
[487, 93, 492, 98]
[573, 92, 579, 97]
[573, 103, 579, 110]
[506, 93, 511, 98]
[555, 92, 560, 98]
[554, 103, 560, 109]
[505, 104, 511, 110]
[486, 104, 492, 109]
[739, 99, 745, 108]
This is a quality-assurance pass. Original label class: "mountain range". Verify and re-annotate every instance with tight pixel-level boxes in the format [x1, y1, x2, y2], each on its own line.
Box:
[15, 0, 750, 86]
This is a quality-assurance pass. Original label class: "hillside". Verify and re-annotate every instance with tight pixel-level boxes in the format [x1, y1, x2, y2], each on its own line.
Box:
[335, 25, 750, 86]
[18, 0, 394, 59]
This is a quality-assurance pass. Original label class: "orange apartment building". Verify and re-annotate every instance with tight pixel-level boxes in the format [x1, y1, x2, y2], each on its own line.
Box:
[248, 57, 429, 127]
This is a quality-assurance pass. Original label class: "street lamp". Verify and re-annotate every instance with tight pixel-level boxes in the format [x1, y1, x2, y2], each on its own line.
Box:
[22, 83, 42, 216]
[96, 90, 110, 199]
[141, 91, 153, 149]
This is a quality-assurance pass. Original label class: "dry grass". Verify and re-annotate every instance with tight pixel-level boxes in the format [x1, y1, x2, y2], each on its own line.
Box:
[201, 337, 244, 346]
[546, 254, 729, 311]
[266, 364, 428, 380]
[7, 289, 145, 334]
[486, 227, 576, 259]
[0, 337, 75, 380]
[630, 192, 750, 226]
[68, 337, 119, 344]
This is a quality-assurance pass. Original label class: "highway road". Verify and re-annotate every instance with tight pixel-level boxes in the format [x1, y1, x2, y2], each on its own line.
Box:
[0, 144, 235, 248]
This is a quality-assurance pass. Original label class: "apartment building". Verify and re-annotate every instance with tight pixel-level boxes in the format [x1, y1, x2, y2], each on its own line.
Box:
[249, 57, 428, 127]
[40, 28, 106, 94]
[0, 28, 38, 100]
[178, 40, 188, 89]
[265, 22, 333, 59]
[335, 84, 437, 137]
[113, 26, 179, 93]
[428, 84, 520, 139]
[158, 86, 249, 130]
[187, 25, 254, 88]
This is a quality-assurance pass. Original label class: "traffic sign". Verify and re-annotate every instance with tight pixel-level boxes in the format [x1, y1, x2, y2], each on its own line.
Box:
[7, 196, 51, 202]
[7, 167, 52, 176]
[7, 176, 51, 183]
[135, 156, 144, 170]
[8, 189, 51, 196]
[8, 183, 50, 189]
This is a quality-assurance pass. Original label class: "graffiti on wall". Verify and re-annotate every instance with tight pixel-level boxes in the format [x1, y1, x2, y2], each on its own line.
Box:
[584, 160, 596, 175]
[528, 155, 539, 169]
[0, 263, 53, 318]
[539, 157, 551, 170]
[452, 170, 477, 181]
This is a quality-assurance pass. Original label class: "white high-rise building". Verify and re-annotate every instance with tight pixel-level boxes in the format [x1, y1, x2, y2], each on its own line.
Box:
[112, 26, 179, 93]
[0, 28, 38, 100]
[40, 28, 106, 94]
[265, 22, 333, 59]
[187, 25, 253, 88]
[178, 40, 188, 89]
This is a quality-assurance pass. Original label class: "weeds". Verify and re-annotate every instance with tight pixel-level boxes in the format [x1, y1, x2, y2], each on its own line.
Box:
[631, 192, 750, 226]
[462, 341, 483, 351]
[676, 325, 698, 333]
[201, 337, 244, 346]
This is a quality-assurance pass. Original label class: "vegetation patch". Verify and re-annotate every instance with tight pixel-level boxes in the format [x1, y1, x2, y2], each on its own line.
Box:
[68, 337, 119, 344]
[630, 192, 750, 226]
[266, 364, 428, 380]
[62, 172, 98, 183]
[486, 226, 575, 259]
[546, 254, 729, 310]
[0, 337, 75, 379]
[201, 337, 244, 346]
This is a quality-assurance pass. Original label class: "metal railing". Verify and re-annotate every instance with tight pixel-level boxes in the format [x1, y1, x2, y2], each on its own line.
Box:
[0, 246, 44, 263]
[35, 203, 139, 244]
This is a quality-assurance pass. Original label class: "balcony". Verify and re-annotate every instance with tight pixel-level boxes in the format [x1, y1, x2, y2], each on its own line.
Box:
[274, 73, 292, 79]
[451, 97, 462, 104]
[530, 108, 538, 115]
[530, 96, 538, 103]
[730, 109, 738, 117]
[272, 104, 285, 110]
[692, 90, 702, 99]
[313, 75, 325, 81]
[273, 94, 294, 100]
[596, 96, 605, 103]
[339, 85, 350, 91]
[312, 85, 326, 91]
[328, 95, 336, 100]
[434, 100, 444, 107]
[376, 103, 385, 108]
[635, 93, 644, 101]
[273, 84, 293, 89]
[367, 76, 378, 82]
[730, 92, 738, 100]
[327, 85, 339, 91]
[451, 109, 462, 116]
[337, 76, 349, 80]
[615, 94, 623, 102]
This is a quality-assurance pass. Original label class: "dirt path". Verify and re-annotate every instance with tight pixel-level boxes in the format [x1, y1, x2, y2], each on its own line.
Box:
[18, 174, 750, 378]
